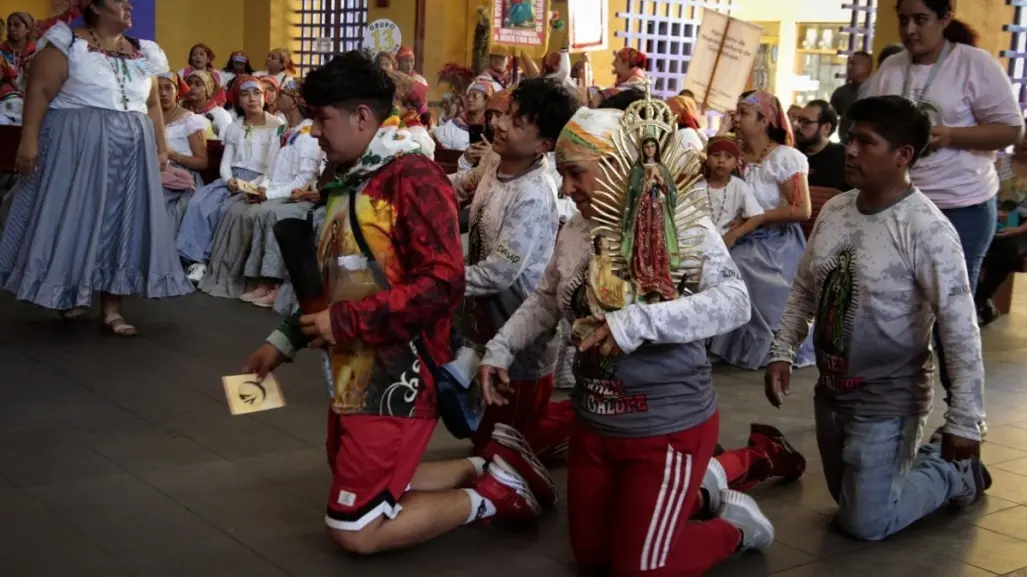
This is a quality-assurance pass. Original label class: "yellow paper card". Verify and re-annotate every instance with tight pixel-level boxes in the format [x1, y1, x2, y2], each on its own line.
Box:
[222, 373, 286, 415]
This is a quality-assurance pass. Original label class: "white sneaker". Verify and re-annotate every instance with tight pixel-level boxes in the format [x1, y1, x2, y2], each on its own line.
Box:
[186, 263, 207, 284]
[717, 489, 774, 551]
[701, 458, 728, 514]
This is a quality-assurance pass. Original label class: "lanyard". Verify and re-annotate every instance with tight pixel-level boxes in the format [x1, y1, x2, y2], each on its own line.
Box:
[902, 42, 952, 102]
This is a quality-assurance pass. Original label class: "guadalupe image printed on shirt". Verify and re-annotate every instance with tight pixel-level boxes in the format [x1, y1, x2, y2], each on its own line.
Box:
[814, 248, 862, 392]
[491, 0, 550, 57]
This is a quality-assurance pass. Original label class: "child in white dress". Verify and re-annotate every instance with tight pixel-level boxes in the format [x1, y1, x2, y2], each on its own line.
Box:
[703, 135, 764, 248]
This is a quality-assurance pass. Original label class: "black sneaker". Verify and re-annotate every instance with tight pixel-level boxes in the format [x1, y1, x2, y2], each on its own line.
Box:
[978, 300, 999, 327]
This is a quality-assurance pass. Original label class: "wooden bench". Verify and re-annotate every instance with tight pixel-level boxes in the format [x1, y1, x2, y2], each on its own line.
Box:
[434, 146, 461, 175]
[803, 186, 843, 239]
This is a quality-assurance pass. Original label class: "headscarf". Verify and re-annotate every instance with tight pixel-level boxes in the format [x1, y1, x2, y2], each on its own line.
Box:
[487, 89, 511, 114]
[555, 107, 622, 165]
[227, 50, 250, 68]
[268, 47, 297, 75]
[235, 74, 264, 97]
[706, 135, 741, 158]
[259, 75, 280, 94]
[188, 43, 216, 68]
[279, 77, 308, 119]
[739, 90, 794, 147]
[616, 47, 647, 70]
[7, 12, 34, 32]
[158, 71, 189, 97]
[467, 75, 495, 98]
[186, 69, 217, 102]
[666, 95, 701, 131]
[396, 46, 415, 61]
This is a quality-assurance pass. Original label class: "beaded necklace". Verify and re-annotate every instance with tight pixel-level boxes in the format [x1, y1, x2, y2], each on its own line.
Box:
[88, 29, 132, 110]
[707, 178, 730, 225]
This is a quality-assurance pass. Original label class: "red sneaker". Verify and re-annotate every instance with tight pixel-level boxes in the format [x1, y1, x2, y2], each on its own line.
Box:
[481, 423, 558, 508]
[474, 455, 542, 522]
[748, 424, 806, 481]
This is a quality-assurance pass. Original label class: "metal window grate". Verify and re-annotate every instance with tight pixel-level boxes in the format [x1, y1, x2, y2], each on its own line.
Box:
[292, 0, 368, 77]
[1003, 0, 1027, 109]
[615, 0, 736, 99]
[838, 0, 877, 57]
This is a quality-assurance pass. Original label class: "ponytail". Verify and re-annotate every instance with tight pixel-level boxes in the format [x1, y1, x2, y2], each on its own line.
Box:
[943, 18, 978, 46]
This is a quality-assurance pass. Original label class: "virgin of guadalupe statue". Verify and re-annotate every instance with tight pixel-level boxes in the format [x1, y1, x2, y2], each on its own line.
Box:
[621, 135, 680, 302]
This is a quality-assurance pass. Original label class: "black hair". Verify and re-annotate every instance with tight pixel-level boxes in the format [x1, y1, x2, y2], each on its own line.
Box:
[897, 0, 978, 46]
[806, 99, 839, 136]
[680, 89, 695, 99]
[847, 95, 931, 165]
[851, 50, 873, 66]
[738, 90, 789, 145]
[223, 57, 254, 75]
[877, 44, 905, 67]
[509, 77, 581, 142]
[303, 51, 395, 123]
[598, 88, 644, 111]
[83, 0, 101, 27]
[640, 137, 662, 163]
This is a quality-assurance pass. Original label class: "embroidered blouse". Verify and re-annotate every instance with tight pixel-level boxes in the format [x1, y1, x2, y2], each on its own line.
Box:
[257, 119, 324, 200]
[41, 21, 169, 114]
[218, 112, 284, 183]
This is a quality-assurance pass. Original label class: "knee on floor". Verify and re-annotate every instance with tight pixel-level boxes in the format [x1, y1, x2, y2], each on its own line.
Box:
[836, 509, 892, 542]
[328, 526, 384, 555]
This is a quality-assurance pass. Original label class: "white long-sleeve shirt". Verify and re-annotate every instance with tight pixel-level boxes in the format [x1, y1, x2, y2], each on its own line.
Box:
[768, 188, 984, 441]
[482, 213, 750, 436]
[218, 112, 284, 184]
[257, 119, 324, 200]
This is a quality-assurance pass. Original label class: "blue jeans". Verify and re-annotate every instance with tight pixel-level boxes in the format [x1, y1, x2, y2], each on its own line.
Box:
[937, 197, 996, 416]
[815, 400, 966, 541]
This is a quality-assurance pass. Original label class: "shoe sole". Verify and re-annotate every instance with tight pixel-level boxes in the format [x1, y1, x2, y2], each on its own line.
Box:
[491, 424, 558, 506]
[721, 490, 774, 550]
[489, 455, 543, 517]
[750, 423, 806, 481]
[702, 458, 728, 513]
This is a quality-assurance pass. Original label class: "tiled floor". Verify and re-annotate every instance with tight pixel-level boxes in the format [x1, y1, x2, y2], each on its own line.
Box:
[2, 284, 1027, 577]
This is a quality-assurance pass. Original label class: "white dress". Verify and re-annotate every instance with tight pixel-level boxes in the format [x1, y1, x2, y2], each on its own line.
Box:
[196, 106, 232, 140]
[0, 21, 193, 310]
[165, 111, 210, 157]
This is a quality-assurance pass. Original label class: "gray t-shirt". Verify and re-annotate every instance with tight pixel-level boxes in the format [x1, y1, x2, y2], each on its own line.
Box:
[768, 188, 984, 441]
[455, 155, 561, 380]
[482, 214, 751, 437]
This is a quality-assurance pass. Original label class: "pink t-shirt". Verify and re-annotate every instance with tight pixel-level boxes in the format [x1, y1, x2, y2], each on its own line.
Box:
[863, 44, 1024, 209]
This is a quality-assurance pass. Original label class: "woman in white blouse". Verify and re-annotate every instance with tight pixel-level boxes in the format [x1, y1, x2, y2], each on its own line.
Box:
[862, 0, 1025, 433]
[176, 75, 282, 283]
[198, 78, 322, 303]
[0, 0, 192, 336]
[185, 69, 232, 139]
[708, 90, 816, 370]
[158, 71, 210, 234]
[255, 47, 294, 87]
[176, 43, 224, 105]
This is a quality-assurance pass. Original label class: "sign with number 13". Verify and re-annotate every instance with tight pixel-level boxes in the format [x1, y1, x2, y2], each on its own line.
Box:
[363, 19, 402, 55]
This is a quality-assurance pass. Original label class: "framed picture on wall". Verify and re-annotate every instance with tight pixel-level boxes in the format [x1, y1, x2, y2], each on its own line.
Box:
[567, 0, 608, 52]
